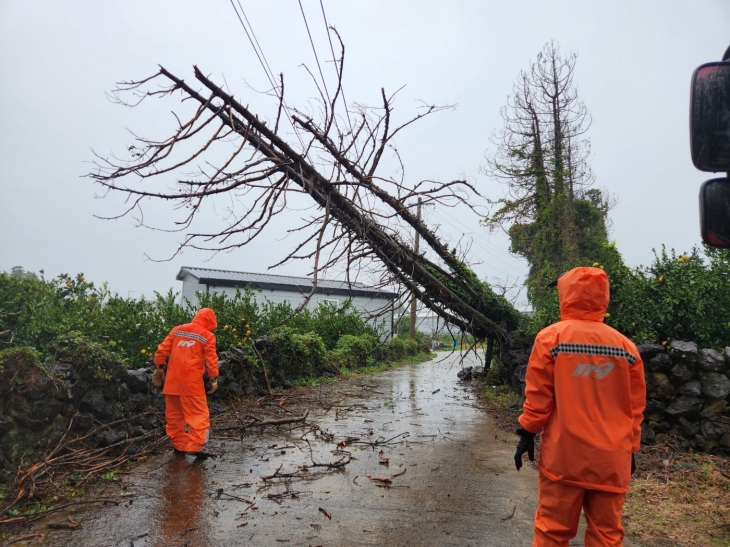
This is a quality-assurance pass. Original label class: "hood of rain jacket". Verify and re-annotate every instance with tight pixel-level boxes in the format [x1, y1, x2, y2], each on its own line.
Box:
[192, 308, 218, 331]
[558, 267, 609, 322]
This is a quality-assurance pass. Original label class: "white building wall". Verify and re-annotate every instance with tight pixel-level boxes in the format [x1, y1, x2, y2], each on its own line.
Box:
[180, 275, 393, 336]
[180, 274, 207, 305]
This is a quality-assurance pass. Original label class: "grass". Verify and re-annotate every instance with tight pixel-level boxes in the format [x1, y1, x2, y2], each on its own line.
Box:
[291, 352, 435, 387]
[292, 376, 338, 387]
[483, 384, 521, 410]
[622, 443, 730, 546]
[341, 352, 435, 377]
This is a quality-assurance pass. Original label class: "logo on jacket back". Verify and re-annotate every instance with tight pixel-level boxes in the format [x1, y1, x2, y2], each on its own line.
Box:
[177, 340, 196, 348]
[572, 362, 614, 379]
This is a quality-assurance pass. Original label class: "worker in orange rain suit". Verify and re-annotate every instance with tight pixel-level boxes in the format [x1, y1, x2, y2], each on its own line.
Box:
[514, 267, 646, 547]
[153, 308, 219, 458]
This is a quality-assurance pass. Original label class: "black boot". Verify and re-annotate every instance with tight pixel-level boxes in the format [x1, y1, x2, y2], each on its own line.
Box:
[186, 450, 214, 460]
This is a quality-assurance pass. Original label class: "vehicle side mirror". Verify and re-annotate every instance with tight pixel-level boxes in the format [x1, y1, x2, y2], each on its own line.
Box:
[690, 62, 730, 172]
[700, 177, 730, 247]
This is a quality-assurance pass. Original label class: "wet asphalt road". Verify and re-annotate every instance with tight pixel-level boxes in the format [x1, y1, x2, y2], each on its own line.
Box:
[24, 353, 634, 547]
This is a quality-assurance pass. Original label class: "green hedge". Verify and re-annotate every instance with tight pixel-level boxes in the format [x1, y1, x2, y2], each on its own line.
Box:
[0, 271, 378, 368]
[521, 245, 730, 349]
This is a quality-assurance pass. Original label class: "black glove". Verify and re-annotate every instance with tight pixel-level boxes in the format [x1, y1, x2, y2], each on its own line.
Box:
[514, 427, 536, 471]
[631, 452, 636, 476]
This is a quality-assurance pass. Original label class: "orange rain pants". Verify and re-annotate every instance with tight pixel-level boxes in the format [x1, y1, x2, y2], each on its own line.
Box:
[534, 473, 625, 547]
[164, 394, 210, 452]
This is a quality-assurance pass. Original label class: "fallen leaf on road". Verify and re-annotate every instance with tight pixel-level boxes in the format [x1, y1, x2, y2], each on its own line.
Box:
[318, 507, 332, 520]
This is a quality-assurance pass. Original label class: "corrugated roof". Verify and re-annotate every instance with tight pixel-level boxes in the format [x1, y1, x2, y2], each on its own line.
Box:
[176, 267, 396, 299]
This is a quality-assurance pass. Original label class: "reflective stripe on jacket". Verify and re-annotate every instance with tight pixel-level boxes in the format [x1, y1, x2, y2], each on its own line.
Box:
[518, 267, 646, 493]
[154, 308, 219, 396]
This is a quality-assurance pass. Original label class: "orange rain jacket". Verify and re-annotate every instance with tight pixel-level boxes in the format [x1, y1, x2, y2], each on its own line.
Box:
[518, 267, 646, 493]
[154, 308, 219, 397]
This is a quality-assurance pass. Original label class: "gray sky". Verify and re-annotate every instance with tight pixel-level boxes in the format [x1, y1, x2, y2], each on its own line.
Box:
[1, 1, 729, 302]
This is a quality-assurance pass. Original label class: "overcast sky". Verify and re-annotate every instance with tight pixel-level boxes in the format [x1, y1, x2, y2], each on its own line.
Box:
[1, 1, 729, 302]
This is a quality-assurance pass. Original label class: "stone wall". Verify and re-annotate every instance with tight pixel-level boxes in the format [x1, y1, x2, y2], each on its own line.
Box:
[639, 340, 730, 453]
[505, 339, 730, 454]
[0, 347, 164, 483]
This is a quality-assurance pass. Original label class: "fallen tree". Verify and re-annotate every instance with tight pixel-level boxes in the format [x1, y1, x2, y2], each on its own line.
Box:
[89, 34, 521, 346]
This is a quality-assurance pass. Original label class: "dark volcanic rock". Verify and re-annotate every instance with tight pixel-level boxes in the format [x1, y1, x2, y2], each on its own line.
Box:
[701, 373, 730, 399]
[698, 348, 726, 373]
[641, 422, 656, 445]
[700, 419, 728, 440]
[678, 417, 700, 437]
[701, 398, 728, 418]
[49, 363, 77, 382]
[637, 342, 665, 361]
[669, 340, 698, 364]
[457, 367, 473, 381]
[126, 393, 148, 412]
[676, 380, 702, 397]
[665, 396, 703, 417]
[95, 431, 126, 447]
[130, 427, 148, 438]
[670, 363, 695, 385]
[209, 402, 225, 415]
[24, 374, 52, 401]
[643, 399, 665, 416]
[647, 353, 672, 373]
[72, 413, 95, 432]
[125, 369, 150, 393]
[79, 390, 106, 415]
[646, 373, 675, 399]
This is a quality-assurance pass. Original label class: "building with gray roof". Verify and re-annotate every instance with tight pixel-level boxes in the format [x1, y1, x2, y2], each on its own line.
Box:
[176, 267, 396, 335]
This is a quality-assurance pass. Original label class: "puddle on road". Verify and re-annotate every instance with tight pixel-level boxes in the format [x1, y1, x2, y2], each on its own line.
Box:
[30, 353, 538, 547]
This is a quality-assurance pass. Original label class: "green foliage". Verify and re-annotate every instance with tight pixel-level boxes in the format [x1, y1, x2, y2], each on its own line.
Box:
[607, 246, 730, 348]
[267, 327, 327, 379]
[520, 245, 730, 349]
[329, 333, 378, 370]
[384, 336, 425, 361]
[510, 193, 613, 310]
[0, 270, 384, 372]
[0, 270, 433, 386]
[427, 256, 522, 332]
[101, 470, 119, 481]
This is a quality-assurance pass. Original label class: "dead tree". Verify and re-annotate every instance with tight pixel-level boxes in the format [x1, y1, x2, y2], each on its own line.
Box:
[89, 34, 520, 343]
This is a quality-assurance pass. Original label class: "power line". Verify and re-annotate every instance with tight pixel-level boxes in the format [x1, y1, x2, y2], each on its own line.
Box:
[430, 210, 526, 273]
[227, 0, 306, 149]
[431, 209, 524, 265]
[229, 0, 277, 91]
[237, 0, 278, 87]
[297, 0, 331, 106]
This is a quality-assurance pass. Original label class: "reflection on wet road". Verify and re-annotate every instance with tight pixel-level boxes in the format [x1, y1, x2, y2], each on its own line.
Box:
[40, 353, 540, 546]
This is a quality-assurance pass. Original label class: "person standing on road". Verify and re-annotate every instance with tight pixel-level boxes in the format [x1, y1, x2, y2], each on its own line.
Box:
[514, 267, 646, 546]
[152, 308, 219, 459]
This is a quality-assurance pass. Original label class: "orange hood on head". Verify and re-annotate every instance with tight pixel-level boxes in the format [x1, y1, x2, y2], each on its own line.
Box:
[557, 267, 609, 322]
[192, 308, 217, 331]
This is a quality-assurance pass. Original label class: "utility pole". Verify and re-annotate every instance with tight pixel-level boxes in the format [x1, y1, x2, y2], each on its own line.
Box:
[409, 197, 422, 339]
